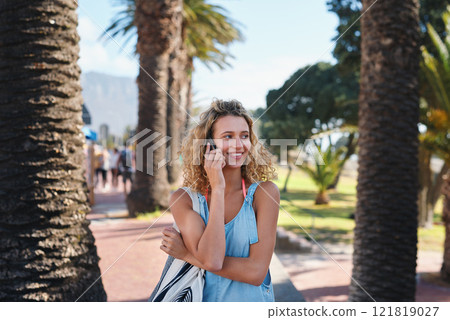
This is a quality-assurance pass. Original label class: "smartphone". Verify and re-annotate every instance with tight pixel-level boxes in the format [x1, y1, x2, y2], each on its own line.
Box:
[205, 136, 217, 151]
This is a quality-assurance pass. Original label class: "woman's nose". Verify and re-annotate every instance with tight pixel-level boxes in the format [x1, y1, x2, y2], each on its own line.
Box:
[236, 138, 244, 149]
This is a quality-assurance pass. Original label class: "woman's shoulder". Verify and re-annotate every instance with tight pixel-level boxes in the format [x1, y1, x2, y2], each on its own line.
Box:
[256, 180, 279, 193]
[253, 181, 280, 204]
[252, 181, 280, 222]
[169, 187, 194, 208]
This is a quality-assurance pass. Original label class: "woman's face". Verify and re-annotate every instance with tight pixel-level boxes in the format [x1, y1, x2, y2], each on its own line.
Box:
[211, 115, 251, 168]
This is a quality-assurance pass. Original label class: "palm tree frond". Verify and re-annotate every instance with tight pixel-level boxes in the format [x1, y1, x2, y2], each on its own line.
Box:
[426, 22, 450, 73]
[102, 0, 242, 69]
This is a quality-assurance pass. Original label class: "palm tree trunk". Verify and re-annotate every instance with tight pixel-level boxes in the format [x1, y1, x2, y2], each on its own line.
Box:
[0, 0, 106, 301]
[167, 34, 189, 185]
[184, 57, 194, 131]
[441, 170, 450, 282]
[127, 0, 183, 216]
[349, 0, 420, 302]
[315, 190, 329, 205]
[169, 53, 193, 186]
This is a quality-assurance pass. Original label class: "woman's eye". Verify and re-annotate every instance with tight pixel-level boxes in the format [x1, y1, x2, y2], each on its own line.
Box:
[242, 135, 249, 139]
[224, 135, 232, 139]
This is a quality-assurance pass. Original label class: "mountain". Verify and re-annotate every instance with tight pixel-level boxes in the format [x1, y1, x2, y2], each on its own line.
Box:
[81, 71, 138, 137]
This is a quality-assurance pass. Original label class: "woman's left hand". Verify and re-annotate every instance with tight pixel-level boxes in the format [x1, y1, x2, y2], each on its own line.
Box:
[160, 227, 189, 261]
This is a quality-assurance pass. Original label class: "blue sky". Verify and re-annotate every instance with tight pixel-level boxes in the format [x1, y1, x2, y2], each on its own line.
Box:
[76, 0, 338, 109]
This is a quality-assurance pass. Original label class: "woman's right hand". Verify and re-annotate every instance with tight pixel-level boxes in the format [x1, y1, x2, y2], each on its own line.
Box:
[204, 142, 226, 190]
[160, 227, 189, 261]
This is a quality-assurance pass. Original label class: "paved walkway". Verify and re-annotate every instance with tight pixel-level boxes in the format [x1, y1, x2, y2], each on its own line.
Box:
[86, 188, 450, 302]
[89, 214, 174, 301]
[278, 247, 450, 302]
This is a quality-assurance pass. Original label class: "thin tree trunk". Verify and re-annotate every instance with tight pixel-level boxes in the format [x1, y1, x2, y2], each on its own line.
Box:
[418, 145, 433, 228]
[127, 0, 183, 216]
[327, 132, 356, 189]
[282, 162, 293, 193]
[440, 170, 450, 282]
[431, 162, 448, 206]
[0, 0, 106, 301]
[349, 0, 420, 302]
[418, 146, 448, 228]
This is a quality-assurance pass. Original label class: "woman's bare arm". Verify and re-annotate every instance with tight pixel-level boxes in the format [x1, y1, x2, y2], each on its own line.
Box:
[163, 181, 280, 286]
[169, 187, 225, 272]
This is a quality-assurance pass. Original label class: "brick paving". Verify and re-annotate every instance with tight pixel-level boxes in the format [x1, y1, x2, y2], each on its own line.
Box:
[87, 187, 172, 302]
[89, 216, 173, 302]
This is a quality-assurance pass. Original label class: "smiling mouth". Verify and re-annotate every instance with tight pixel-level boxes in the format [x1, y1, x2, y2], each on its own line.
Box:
[226, 152, 245, 160]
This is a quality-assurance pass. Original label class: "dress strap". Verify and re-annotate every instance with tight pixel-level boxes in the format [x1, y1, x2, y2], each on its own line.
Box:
[244, 181, 261, 245]
[205, 178, 246, 202]
[245, 181, 261, 202]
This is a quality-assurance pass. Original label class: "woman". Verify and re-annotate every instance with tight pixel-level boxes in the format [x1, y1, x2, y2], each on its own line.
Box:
[161, 99, 280, 302]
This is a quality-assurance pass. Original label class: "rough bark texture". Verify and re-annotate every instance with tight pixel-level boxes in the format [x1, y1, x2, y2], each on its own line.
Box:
[441, 171, 450, 281]
[127, 0, 183, 215]
[166, 28, 189, 185]
[184, 60, 194, 131]
[0, 0, 106, 301]
[349, 0, 420, 302]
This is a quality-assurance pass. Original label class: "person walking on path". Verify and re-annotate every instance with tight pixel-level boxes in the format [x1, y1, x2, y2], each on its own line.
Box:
[94, 145, 107, 189]
[117, 144, 135, 195]
[100, 147, 110, 190]
[110, 147, 120, 189]
[159, 99, 280, 302]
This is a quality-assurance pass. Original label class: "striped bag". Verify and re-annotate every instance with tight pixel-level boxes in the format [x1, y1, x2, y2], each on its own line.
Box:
[149, 188, 205, 302]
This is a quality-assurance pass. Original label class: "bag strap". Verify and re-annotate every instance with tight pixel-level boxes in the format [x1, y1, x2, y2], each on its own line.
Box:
[173, 187, 200, 232]
[149, 187, 203, 302]
[182, 187, 200, 212]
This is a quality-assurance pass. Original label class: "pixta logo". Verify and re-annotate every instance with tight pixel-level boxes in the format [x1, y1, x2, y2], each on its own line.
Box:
[270, 138, 325, 165]
[127, 129, 172, 176]
[127, 129, 326, 176]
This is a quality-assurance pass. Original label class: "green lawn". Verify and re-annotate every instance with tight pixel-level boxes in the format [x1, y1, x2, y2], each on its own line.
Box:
[136, 207, 161, 221]
[274, 166, 445, 252]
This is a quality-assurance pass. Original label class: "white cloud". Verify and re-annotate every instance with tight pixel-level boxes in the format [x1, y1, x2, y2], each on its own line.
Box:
[77, 16, 99, 42]
[77, 15, 138, 78]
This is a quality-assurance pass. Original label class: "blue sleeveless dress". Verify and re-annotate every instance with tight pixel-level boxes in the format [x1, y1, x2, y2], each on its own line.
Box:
[194, 181, 275, 302]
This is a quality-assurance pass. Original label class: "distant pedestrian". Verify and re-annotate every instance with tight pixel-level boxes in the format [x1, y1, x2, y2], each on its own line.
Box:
[117, 144, 134, 195]
[110, 148, 120, 189]
[94, 146, 105, 188]
[101, 148, 110, 189]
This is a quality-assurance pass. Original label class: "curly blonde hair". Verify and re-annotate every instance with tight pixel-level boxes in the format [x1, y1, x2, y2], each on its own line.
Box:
[180, 99, 277, 194]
